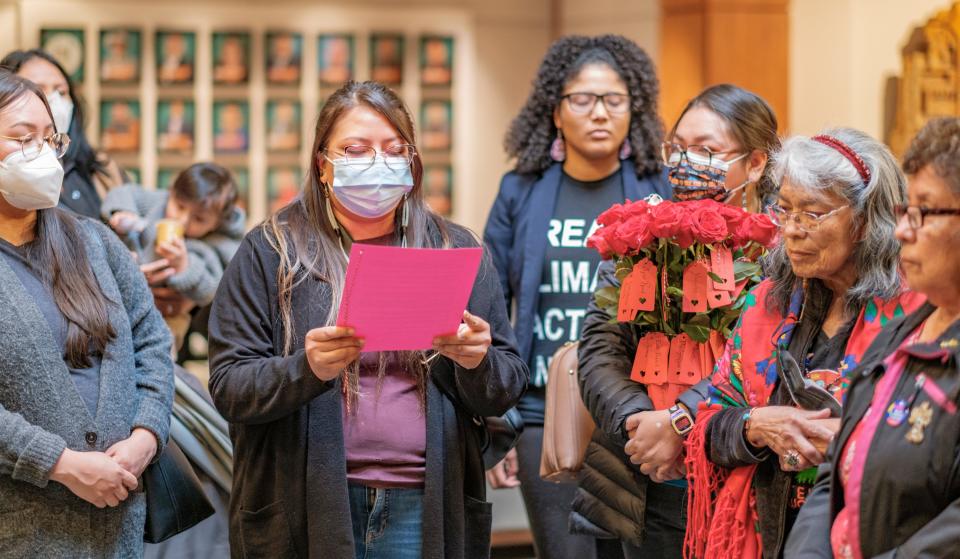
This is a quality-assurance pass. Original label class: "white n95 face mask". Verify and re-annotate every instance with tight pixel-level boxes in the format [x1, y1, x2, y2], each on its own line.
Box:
[330, 156, 414, 218]
[46, 92, 74, 134]
[0, 144, 65, 210]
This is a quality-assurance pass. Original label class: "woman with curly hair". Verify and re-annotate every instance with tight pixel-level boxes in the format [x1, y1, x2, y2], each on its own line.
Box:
[483, 34, 669, 559]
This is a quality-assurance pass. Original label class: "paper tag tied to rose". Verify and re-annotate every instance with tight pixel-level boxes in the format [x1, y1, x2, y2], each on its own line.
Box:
[682, 261, 709, 313]
[668, 333, 702, 385]
[710, 246, 735, 291]
[631, 331, 669, 385]
[618, 259, 657, 321]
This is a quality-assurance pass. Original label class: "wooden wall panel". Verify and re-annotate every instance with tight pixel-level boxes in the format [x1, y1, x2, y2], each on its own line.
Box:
[659, 0, 789, 131]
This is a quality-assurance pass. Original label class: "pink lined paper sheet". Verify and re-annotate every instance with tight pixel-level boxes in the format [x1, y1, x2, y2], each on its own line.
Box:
[335, 243, 483, 352]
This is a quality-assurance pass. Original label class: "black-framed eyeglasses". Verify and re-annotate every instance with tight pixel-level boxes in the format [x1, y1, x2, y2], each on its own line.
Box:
[0, 132, 70, 160]
[561, 92, 630, 115]
[768, 203, 849, 233]
[660, 142, 743, 168]
[894, 204, 960, 230]
[323, 144, 416, 171]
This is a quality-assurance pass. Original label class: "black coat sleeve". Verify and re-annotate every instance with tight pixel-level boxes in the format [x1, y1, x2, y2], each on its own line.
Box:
[435, 245, 528, 418]
[577, 260, 652, 445]
[706, 406, 771, 468]
[207, 228, 337, 424]
[784, 456, 835, 558]
[482, 174, 518, 319]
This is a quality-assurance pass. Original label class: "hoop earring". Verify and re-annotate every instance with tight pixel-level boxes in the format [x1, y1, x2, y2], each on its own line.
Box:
[550, 130, 566, 162]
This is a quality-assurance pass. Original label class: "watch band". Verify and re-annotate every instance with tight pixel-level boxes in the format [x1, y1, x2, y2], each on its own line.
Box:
[669, 404, 694, 437]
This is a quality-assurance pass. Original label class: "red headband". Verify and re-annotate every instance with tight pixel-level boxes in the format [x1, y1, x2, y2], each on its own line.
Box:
[812, 135, 871, 185]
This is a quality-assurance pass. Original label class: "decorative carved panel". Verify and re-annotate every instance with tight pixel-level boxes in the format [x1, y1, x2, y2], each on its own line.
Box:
[888, 3, 960, 156]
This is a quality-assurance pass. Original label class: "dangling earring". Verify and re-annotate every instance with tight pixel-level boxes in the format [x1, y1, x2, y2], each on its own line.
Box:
[619, 140, 632, 160]
[400, 194, 409, 248]
[550, 130, 566, 162]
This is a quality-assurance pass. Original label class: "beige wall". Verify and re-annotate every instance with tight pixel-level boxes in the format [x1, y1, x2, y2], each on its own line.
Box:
[562, 0, 661, 60]
[789, 0, 949, 138]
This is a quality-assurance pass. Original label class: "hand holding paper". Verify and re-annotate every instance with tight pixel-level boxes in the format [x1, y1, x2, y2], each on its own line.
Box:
[305, 326, 364, 381]
[335, 244, 483, 352]
[432, 310, 492, 370]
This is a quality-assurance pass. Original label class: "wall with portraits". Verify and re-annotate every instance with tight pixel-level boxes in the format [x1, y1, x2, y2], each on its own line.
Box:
[14, 0, 551, 235]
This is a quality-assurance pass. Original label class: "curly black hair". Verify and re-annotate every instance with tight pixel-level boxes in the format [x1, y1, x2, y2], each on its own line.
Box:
[504, 35, 662, 177]
[902, 116, 960, 195]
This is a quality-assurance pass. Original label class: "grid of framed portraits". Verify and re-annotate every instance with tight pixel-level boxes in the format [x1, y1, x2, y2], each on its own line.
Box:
[39, 26, 456, 220]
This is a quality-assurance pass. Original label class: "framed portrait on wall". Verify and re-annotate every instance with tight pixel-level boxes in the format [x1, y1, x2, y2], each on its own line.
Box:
[266, 31, 302, 85]
[157, 99, 194, 153]
[213, 32, 250, 85]
[423, 164, 452, 216]
[370, 33, 403, 85]
[156, 31, 195, 85]
[40, 28, 84, 83]
[230, 167, 250, 214]
[318, 34, 354, 86]
[157, 167, 179, 190]
[268, 166, 301, 213]
[420, 35, 453, 86]
[420, 99, 452, 151]
[266, 99, 301, 152]
[213, 100, 249, 153]
[99, 29, 140, 84]
[100, 99, 140, 153]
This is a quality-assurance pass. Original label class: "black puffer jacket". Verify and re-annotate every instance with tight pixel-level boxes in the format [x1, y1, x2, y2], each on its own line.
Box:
[570, 260, 709, 546]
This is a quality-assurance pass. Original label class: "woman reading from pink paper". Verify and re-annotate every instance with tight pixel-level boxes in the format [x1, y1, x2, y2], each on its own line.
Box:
[574, 84, 779, 559]
[206, 81, 527, 559]
[683, 128, 926, 559]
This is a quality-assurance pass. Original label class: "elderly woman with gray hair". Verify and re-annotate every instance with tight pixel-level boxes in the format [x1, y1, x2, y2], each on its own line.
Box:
[682, 127, 926, 559]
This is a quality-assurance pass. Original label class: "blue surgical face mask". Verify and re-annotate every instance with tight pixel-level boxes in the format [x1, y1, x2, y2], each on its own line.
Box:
[327, 156, 414, 218]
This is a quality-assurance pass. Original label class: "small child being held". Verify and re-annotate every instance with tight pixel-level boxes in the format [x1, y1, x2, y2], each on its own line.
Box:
[103, 162, 246, 351]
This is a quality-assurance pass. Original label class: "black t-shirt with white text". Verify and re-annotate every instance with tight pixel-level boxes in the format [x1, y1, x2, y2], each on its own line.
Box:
[518, 169, 624, 425]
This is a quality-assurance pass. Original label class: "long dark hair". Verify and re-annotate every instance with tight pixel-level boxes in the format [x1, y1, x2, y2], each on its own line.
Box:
[504, 34, 663, 177]
[0, 49, 107, 181]
[0, 70, 116, 366]
[670, 84, 781, 205]
[265, 80, 448, 407]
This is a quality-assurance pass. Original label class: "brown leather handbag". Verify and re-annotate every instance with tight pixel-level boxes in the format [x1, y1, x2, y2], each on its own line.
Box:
[539, 341, 596, 483]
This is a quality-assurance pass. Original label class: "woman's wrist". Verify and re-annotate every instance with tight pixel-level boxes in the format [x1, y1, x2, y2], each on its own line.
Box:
[742, 407, 766, 448]
[130, 428, 159, 461]
[49, 448, 77, 483]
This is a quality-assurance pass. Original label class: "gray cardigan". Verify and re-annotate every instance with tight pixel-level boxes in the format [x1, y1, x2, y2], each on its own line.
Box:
[0, 216, 174, 558]
[102, 184, 246, 306]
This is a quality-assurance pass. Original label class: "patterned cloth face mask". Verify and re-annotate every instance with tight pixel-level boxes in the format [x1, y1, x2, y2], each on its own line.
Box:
[668, 149, 748, 202]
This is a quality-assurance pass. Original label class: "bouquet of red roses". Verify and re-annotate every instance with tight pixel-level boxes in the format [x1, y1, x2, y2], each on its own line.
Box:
[586, 197, 778, 409]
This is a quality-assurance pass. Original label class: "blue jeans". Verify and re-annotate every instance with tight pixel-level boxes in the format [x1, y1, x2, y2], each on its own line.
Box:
[348, 484, 424, 559]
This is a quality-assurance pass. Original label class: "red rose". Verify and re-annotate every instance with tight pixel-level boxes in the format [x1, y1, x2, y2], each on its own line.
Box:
[691, 204, 729, 245]
[597, 203, 626, 226]
[586, 229, 613, 258]
[734, 213, 779, 248]
[675, 213, 696, 249]
[623, 199, 651, 218]
[649, 201, 685, 239]
[617, 214, 654, 253]
[715, 202, 748, 233]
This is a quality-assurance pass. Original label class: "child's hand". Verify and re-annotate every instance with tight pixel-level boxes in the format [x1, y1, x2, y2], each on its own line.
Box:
[108, 211, 143, 235]
[156, 238, 188, 274]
